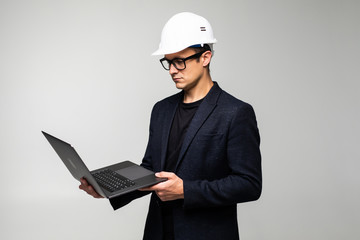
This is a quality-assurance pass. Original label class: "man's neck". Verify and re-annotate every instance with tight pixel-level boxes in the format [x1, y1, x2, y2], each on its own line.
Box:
[183, 78, 214, 103]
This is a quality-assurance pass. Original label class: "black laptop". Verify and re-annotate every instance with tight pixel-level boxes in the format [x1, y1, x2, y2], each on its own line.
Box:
[42, 131, 166, 199]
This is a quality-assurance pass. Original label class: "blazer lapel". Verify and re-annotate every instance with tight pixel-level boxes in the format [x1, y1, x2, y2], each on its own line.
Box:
[175, 82, 222, 172]
[160, 92, 182, 170]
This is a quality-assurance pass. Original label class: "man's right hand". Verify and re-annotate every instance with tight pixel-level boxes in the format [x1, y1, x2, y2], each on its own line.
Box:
[79, 177, 104, 198]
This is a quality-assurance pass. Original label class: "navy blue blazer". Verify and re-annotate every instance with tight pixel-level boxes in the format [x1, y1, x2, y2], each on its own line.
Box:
[110, 82, 262, 240]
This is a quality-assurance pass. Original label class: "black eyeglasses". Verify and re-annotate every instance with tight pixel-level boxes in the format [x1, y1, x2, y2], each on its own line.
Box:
[159, 50, 206, 71]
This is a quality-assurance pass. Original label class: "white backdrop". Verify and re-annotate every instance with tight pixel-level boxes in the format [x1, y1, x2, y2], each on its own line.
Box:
[1, 0, 359, 239]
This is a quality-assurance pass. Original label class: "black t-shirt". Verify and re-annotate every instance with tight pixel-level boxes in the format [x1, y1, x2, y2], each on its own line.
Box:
[162, 98, 203, 240]
[165, 98, 203, 172]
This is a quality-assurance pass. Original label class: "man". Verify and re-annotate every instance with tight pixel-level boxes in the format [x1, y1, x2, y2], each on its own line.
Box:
[80, 12, 262, 240]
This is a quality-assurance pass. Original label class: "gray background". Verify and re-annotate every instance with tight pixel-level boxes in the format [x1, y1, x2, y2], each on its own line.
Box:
[1, 0, 359, 239]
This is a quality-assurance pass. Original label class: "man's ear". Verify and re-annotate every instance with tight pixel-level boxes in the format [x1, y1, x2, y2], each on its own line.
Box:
[202, 51, 212, 67]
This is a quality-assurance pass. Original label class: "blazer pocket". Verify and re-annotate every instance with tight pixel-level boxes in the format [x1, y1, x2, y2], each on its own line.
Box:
[195, 133, 224, 142]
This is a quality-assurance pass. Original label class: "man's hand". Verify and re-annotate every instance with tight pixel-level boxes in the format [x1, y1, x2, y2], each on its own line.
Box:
[139, 172, 184, 201]
[79, 178, 104, 199]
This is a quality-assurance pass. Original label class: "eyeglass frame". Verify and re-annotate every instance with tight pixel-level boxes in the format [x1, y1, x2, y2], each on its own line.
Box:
[159, 50, 207, 71]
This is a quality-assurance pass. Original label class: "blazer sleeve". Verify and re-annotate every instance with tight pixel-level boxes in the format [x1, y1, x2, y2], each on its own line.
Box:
[182, 103, 262, 209]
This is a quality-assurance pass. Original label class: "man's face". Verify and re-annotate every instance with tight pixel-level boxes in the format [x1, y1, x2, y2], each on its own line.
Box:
[164, 48, 205, 91]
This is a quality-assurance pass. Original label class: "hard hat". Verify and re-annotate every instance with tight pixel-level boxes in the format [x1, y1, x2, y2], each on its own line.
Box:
[152, 12, 217, 56]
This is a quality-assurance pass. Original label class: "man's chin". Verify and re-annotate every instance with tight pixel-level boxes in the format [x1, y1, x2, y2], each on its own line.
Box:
[174, 82, 185, 89]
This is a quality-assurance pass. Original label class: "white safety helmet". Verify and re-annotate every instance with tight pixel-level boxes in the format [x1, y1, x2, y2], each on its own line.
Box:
[152, 12, 217, 56]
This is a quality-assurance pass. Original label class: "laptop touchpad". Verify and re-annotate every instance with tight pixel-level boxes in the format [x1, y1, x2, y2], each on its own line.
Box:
[116, 165, 153, 180]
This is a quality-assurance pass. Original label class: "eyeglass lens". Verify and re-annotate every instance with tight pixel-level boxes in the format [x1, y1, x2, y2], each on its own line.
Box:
[161, 59, 186, 70]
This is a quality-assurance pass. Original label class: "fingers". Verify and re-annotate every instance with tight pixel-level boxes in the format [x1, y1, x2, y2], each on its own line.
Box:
[139, 180, 165, 191]
[79, 178, 104, 199]
[138, 186, 155, 191]
[139, 172, 171, 191]
[155, 171, 174, 179]
[79, 177, 89, 188]
[139, 172, 184, 201]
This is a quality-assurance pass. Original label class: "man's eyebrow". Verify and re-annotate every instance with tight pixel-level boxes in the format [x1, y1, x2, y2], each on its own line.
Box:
[164, 55, 187, 60]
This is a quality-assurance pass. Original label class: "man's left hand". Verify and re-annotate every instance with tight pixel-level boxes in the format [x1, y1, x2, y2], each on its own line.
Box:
[139, 172, 184, 201]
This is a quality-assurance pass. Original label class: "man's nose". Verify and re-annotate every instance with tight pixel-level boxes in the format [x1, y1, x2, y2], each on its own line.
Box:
[169, 63, 178, 74]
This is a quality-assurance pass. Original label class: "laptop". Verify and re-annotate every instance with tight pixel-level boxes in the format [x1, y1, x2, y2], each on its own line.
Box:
[42, 131, 166, 199]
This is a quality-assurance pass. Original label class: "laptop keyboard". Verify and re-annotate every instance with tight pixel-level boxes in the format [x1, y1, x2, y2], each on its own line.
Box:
[92, 169, 136, 192]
